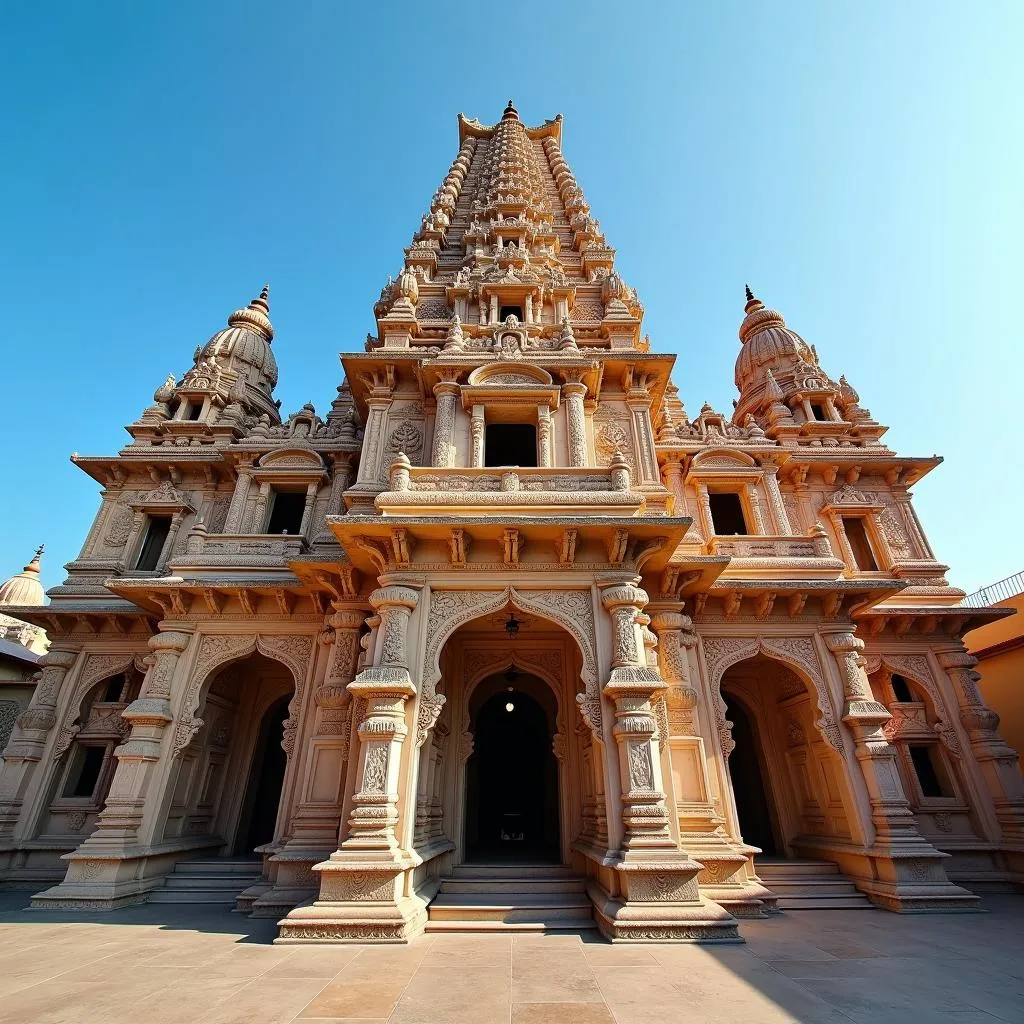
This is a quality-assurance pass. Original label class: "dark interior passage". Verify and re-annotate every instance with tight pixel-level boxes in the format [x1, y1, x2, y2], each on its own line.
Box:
[465, 689, 559, 862]
[723, 694, 778, 855]
[235, 697, 289, 854]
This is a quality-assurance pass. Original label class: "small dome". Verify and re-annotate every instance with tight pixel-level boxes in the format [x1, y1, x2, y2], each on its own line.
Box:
[734, 287, 814, 394]
[0, 546, 45, 608]
[199, 285, 278, 388]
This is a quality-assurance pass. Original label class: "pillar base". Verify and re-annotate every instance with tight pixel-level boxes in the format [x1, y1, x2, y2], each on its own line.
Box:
[275, 852, 427, 943]
[586, 859, 742, 942]
[857, 849, 982, 912]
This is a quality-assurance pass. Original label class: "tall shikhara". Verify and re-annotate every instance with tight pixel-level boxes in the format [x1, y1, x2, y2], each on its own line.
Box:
[0, 105, 1020, 943]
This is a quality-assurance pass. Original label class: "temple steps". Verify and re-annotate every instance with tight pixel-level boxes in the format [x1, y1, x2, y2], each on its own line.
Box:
[148, 858, 263, 904]
[757, 858, 874, 910]
[426, 864, 595, 932]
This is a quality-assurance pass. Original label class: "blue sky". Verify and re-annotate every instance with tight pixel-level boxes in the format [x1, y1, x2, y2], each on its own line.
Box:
[1, 1, 1020, 595]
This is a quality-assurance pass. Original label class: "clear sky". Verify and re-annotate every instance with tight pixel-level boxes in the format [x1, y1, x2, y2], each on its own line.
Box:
[1, 1, 1021, 596]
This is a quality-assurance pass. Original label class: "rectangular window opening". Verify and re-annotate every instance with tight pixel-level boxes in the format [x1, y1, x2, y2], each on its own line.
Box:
[708, 491, 749, 535]
[499, 304, 523, 321]
[135, 515, 172, 571]
[185, 402, 203, 421]
[908, 744, 952, 799]
[810, 402, 828, 421]
[841, 516, 879, 571]
[266, 491, 306, 535]
[890, 673, 914, 703]
[102, 674, 127, 702]
[63, 745, 106, 799]
[485, 423, 537, 468]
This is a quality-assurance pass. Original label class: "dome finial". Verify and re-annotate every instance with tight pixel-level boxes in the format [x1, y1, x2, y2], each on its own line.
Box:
[29, 544, 44, 568]
[0, 544, 46, 608]
[745, 283, 754, 303]
[502, 99, 519, 121]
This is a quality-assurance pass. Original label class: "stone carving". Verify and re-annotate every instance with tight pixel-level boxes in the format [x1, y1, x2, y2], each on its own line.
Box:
[103, 503, 135, 546]
[363, 745, 389, 793]
[53, 653, 139, 759]
[703, 635, 843, 755]
[0, 700, 18, 751]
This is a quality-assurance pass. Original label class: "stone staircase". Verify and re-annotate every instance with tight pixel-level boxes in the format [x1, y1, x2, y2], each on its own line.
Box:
[148, 857, 264, 905]
[757, 858, 874, 910]
[426, 863, 596, 933]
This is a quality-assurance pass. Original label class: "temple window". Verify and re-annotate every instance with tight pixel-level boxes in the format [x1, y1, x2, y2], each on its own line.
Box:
[102, 674, 128, 702]
[810, 402, 828, 421]
[708, 491, 749, 535]
[135, 515, 172, 571]
[499, 304, 523, 321]
[265, 490, 306, 535]
[485, 423, 537, 467]
[841, 515, 879, 571]
[62, 745, 107, 799]
[908, 744, 953, 799]
[185, 401, 204, 421]
[890, 673, 914, 702]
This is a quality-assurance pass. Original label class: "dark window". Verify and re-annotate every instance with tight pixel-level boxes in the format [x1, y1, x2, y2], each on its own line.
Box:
[908, 744, 951, 798]
[135, 516, 171, 571]
[891, 673, 914, 703]
[63, 745, 105, 798]
[185, 402, 203, 421]
[485, 423, 537, 467]
[499, 304, 523, 321]
[810, 403, 828, 421]
[168, 400, 179, 418]
[842, 516, 879, 571]
[708, 492, 749, 535]
[266, 491, 306, 535]
[102, 674, 126, 702]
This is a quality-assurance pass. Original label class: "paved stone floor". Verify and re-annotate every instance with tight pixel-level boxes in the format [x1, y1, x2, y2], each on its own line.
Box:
[0, 892, 1021, 1024]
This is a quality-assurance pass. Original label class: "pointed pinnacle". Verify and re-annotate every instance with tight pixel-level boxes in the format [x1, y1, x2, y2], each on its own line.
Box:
[745, 284, 755, 303]
[259, 283, 270, 302]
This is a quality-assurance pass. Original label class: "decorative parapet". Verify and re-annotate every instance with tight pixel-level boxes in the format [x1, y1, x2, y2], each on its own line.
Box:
[376, 464, 647, 515]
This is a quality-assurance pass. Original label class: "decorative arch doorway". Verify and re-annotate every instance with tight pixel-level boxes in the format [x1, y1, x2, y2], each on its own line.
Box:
[464, 671, 560, 863]
[719, 653, 858, 857]
[234, 695, 290, 855]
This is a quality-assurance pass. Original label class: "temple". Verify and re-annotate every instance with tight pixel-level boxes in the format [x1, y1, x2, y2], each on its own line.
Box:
[1, 102, 1020, 942]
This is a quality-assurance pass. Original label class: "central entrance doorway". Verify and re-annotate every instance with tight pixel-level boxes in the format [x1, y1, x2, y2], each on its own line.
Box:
[464, 678, 560, 863]
[722, 694, 779, 855]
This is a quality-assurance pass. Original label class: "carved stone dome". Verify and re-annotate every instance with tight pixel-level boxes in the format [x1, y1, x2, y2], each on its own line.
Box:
[734, 289, 814, 395]
[0, 546, 45, 608]
[200, 286, 279, 389]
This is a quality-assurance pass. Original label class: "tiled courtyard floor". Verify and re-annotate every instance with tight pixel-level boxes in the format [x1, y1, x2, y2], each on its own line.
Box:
[0, 892, 1021, 1024]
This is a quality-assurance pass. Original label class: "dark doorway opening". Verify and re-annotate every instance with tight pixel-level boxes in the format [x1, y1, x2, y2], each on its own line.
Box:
[723, 693, 778, 855]
[235, 697, 290, 854]
[708, 492, 749, 535]
[465, 689, 559, 862]
[499, 304, 523, 321]
[485, 423, 537, 467]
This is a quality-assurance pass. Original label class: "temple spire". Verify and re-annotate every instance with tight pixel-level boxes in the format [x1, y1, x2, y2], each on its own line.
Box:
[502, 99, 519, 121]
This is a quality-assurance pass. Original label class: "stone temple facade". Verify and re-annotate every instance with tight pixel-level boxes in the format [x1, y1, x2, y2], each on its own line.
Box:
[1, 103, 1021, 943]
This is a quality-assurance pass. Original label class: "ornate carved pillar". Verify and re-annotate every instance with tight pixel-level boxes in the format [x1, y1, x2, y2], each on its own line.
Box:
[158, 509, 187, 569]
[431, 377, 460, 468]
[0, 648, 79, 838]
[594, 582, 738, 941]
[247, 482, 270, 534]
[744, 483, 766, 535]
[279, 584, 427, 942]
[695, 482, 715, 542]
[823, 631, 976, 910]
[537, 405, 553, 467]
[223, 458, 255, 533]
[936, 648, 1024, 846]
[80, 630, 193, 852]
[760, 459, 792, 534]
[283, 607, 366, 853]
[470, 404, 485, 468]
[562, 374, 589, 467]
[625, 387, 659, 484]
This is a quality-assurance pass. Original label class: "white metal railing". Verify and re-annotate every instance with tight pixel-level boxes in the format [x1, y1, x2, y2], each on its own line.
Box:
[961, 570, 1024, 607]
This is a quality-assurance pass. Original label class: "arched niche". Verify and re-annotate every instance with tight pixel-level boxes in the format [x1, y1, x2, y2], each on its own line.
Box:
[418, 587, 600, 748]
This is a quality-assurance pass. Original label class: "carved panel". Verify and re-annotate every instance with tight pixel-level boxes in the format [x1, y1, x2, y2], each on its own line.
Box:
[53, 652, 139, 758]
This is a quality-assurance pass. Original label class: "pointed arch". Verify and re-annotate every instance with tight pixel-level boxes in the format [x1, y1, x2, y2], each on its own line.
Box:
[419, 586, 601, 747]
[173, 633, 314, 758]
[702, 635, 843, 758]
[53, 652, 142, 759]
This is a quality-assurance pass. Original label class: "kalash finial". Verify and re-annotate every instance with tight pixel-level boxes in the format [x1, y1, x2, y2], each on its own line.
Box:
[502, 99, 519, 121]
[744, 283, 762, 314]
